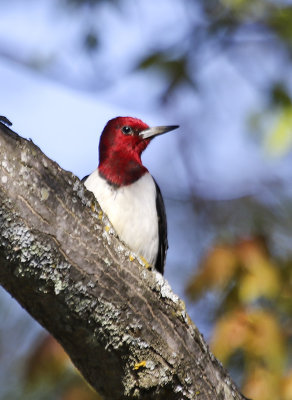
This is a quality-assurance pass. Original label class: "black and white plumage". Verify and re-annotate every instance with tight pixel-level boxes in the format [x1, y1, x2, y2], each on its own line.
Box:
[83, 117, 178, 274]
[84, 171, 168, 274]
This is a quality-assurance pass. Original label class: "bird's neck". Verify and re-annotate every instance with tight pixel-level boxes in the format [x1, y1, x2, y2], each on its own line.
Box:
[98, 151, 148, 187]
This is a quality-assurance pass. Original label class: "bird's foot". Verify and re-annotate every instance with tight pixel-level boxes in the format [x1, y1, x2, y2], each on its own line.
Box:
[129, 254, 153, 270]
[138, 256, 152, 271]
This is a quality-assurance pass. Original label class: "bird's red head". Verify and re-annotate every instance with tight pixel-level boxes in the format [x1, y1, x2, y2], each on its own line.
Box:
[98, 116, 179, 187]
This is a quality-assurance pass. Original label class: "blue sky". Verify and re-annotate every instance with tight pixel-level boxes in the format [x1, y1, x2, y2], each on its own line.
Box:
[1, 0, 288, 199]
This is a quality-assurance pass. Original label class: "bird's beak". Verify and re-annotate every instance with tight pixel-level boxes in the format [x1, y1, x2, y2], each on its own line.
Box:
[139, 125, 179, 140]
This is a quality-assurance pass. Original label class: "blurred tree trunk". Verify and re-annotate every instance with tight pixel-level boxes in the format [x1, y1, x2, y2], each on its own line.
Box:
[0, 121, 247, 400]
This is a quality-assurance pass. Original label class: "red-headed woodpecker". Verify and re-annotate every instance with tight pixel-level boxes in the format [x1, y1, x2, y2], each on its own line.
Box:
[83, 117, 179, 274]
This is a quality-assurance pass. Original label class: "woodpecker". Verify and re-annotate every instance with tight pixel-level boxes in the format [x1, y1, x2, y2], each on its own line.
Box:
[83, 117, 179, 274]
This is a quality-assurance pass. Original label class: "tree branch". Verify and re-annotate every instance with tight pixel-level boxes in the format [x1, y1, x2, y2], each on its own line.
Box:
[0, 121, 247, 400]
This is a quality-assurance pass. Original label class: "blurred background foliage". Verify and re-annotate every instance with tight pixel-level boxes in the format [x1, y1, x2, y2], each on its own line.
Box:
[187, 237, 292, 400]
[1, 0, 292, 399]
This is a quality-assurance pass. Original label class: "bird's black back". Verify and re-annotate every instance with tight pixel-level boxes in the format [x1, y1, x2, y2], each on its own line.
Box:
[154, 180, 168, 274]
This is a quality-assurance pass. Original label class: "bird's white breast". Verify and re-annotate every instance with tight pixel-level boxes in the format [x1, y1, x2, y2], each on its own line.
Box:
[84, 170, 159, 265]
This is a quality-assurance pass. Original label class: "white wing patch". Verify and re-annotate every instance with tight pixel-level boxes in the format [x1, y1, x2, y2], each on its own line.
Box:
[84, 170, 159, 265]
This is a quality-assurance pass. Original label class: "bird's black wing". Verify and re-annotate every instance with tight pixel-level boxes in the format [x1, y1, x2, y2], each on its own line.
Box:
[154, 180, 168, 274]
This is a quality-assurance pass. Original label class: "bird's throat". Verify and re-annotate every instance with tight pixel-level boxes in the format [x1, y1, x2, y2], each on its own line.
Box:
[99, 156, 148, 187]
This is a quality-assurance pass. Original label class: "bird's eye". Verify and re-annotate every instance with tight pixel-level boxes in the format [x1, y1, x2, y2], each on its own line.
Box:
[121, 126, 133, 135]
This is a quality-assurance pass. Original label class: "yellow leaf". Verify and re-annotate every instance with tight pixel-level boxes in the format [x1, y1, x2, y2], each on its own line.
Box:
[211, 309, 249, 362]
[238, 259, 280, 302]
[245, 311, 285, 372]
[236, 238, 281, 302]
[211, 309, 285, 372]
[186, 245, 238, 299]
[26, 335, 69, 385]
[243, 367, 280, 400]
[282, 371, 292, 400]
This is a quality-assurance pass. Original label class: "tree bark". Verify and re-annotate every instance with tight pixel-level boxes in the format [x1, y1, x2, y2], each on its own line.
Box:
[0, 121, 247, 400]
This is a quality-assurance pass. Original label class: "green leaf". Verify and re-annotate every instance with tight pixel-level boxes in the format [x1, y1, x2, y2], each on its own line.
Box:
[265, 106, 292, 156]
